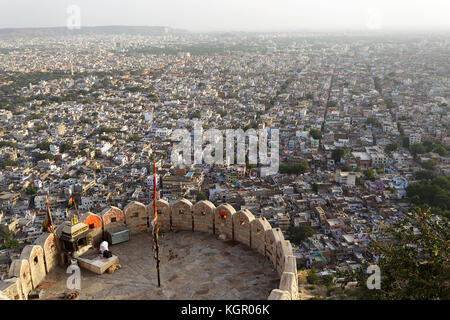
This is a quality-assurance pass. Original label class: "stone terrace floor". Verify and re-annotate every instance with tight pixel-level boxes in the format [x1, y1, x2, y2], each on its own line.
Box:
[40, 231, 280, 300]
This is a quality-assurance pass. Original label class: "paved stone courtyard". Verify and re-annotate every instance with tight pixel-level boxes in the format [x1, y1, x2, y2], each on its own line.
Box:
[41, 231, 280, 300]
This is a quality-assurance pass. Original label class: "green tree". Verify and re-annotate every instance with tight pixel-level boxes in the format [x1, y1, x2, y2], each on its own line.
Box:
[0, 225, 19, 249]
[128, 134, 141, 142]
[0, 158, 16, 168]
[369, 207, 450, 299]
[385, 143, 398, 153]
[99, 126, 116, 134]
[0, 140, 17, 148]
[196, 192, 207, 202]
[374, 76, 382, 93]
[331, 147, 345, 163]
[434, 144, 448, 157]
[410, 143, 426, 155]
[322, 274, 335, 288]
[59, 141, 73, 153]
[288, 225, 315, 245]
[307, 268, 319, 284]
[80, 117, 93, 124]
[385, 98, 394, 109]
[402, 136, 409, 148]
[25, 112, 42, 121]
[327, 101, 337, 108]
[305, 92, 314, 100]
[279, 161, 308, 175]
[364, 169, 375, 181]
[366, 117, 379, 127]
[406, 176, 450, 214]
[35, 153, 54, 161]
[312, 182, 319, 194]
[169, 113, 178, 120]
[218, 109, 227, 117]
[421, 160, 436, 170]
[414, 170, 436, 181]
[309, 128, 322, 140]
[25, 186, 36, 195]
[341, 164, 352, 172]
[191, 110, 201, 119]
[422, 140, 435, 153]
[36, 141, 50, 151]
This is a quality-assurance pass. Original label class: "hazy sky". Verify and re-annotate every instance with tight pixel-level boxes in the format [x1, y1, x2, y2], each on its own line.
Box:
[0, 0, 449, 32]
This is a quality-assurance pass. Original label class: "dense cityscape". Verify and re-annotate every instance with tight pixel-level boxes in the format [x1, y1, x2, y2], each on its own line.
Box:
[0, 27, 449, 300]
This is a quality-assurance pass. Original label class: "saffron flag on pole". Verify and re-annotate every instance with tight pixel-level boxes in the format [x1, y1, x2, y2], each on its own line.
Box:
[44, 197, 55, 236]
[46, 197, 53, 226]
[68, 194, 75, 209]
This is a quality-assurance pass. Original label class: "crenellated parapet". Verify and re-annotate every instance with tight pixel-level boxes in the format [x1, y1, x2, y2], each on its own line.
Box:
[154, 199, 171, 232]
[99, 206, 125, 232]
[79, 212, 103, 245]
[8, 259, 32, 299]
[171, 198, 194, 231]
[1, 199, 298, 300]
[35, 232, 58, 273]
[233, 209, 255, 247]
[250, 216, 271, 257]
[123, 201, 147, 234]
[20, 245, 46, 290]
[192, 200, 216, 234]
[215, 203, 235, 240]
[265, 227, 283, 269]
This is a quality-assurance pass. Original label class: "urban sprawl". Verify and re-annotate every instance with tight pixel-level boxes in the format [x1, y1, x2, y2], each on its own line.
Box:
[0, 30, 449, 297]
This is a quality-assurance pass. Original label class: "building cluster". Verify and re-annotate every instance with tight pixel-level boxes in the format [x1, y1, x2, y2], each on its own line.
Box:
[0, 32, 449, 280]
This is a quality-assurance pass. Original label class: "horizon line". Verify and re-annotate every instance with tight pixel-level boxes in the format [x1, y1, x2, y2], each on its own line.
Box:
[0, 24, 449, 34]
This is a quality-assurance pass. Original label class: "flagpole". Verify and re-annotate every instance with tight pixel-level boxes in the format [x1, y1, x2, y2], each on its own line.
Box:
[45, 196, 59, 251]
[70, 190, 80, 224]
[153, 158, 161, 287]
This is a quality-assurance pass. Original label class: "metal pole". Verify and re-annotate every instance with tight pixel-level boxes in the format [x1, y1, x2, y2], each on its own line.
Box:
[73, 194, 80, 223]
[156, 248, 161, 287]
[153, 159, 161, 287]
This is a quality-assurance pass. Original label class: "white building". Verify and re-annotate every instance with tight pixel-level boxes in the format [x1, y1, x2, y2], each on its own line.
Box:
[0, 110, 12, 121]
[335, 171, 356, 186]
[33, 195, 47, 210]
[81, 196, 94, 210]
[409, 133, 422, 145]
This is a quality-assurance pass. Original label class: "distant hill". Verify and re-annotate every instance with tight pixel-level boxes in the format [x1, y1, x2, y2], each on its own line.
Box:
[0, 26, 188, 38]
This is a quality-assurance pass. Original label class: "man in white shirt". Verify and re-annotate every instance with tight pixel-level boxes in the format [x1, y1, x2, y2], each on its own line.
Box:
[99, 241, 109, 255]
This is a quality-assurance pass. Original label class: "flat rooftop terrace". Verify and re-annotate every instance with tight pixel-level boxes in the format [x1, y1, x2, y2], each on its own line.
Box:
[40, 231, 280, 300]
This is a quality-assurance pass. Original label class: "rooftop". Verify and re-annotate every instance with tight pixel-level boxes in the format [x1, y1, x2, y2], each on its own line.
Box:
[40, 231, 280, 300]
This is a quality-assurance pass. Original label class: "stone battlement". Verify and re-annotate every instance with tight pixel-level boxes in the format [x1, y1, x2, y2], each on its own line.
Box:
[0, 199, 298, 300]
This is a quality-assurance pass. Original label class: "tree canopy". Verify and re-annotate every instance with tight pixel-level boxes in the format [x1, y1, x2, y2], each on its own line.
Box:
[364, 169, 375, 181]
[332, 147, 345, 163]
[385, 143, 398, 153]
[288, 225, 315, 245]
[410, 143, 426, 155]
[196, 192, 207, 202]
[309, 128, 322, 140]
[279, 161, 308, 175]
[0, 225, 19, 249]
[341, 207, 449, 300]
[372, 207, 449, 299]
[406, 175, 450, 218]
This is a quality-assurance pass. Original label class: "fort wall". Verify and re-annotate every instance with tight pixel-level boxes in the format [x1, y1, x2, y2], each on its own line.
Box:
[1, 199, 298, 300]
